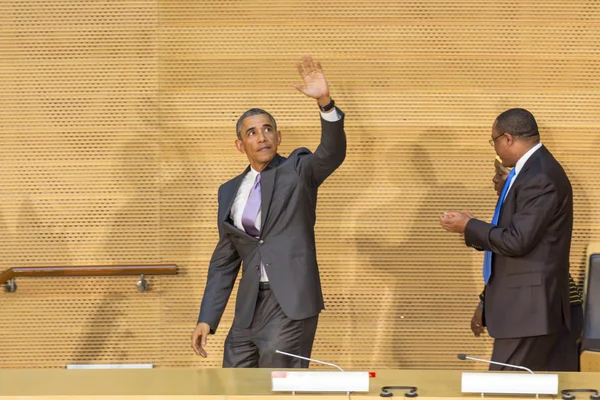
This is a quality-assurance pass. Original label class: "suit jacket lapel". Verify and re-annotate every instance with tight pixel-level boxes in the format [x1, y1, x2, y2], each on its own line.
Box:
[500, 145, 546, 219]
[260, 154, 284, 231]
[519, 144, 546, 176]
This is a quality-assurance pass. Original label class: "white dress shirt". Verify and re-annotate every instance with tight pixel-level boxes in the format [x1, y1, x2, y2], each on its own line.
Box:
[230, 108, 342, 282]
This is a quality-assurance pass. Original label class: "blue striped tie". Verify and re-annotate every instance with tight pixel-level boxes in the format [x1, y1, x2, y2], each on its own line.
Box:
[482, 167, 516, 284]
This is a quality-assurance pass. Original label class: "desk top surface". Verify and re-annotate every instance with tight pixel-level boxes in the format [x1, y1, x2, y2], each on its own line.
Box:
[0, 368, 598, 398]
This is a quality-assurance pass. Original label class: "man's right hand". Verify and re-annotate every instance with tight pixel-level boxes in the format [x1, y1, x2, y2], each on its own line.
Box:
[191, 322, 211, 357]
[294, 55, 331, 106]
[470, 304, 485, 337]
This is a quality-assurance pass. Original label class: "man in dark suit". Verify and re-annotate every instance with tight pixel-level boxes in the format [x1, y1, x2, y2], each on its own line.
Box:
[440, 108, 573, 371]
[190, 55, 346, 368]
[470, 159, 583, 371]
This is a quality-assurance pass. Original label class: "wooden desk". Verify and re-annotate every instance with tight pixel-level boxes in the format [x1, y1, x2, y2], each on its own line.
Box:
[0, 368, 598, 399]
[357, 369, 600, 399]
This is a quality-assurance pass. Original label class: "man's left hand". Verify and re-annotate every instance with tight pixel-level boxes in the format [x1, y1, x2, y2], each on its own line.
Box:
[440, 210, 472, 233]
[470, 304, 485, 337]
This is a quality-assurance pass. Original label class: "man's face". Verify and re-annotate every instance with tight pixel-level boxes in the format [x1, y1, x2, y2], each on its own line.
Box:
[236, 114, 281, 169]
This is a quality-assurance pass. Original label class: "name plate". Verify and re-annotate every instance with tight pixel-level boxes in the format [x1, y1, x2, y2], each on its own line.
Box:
[271, 371, 370, 393]
[462, 372, 558, 395]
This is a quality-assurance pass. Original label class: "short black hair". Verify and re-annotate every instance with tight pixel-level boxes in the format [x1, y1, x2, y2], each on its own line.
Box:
[236, 108, 277, 140]
[495, 108, 540, 140]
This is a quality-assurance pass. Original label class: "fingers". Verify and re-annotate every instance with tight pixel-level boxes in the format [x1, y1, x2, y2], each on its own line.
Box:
[191, 326, 208, 358]
[440, 221, 455, 232]
[315, 61, 323, 74]
[296, 55, 313, 77]
[471, 307, 484, 337]
[297, 54, 318, 77]
[201, 328, 207, 346]
[439, 212, 450, 229]
[191, 331, 202, 356]
[304, 54, 316, 74]
[292, 84, 307, 95]
[470, 321, 483, 337]
[295, 61, 305, 78]
[440, 211, 455, 231]
[470, 319, 479, 337]
[294, 61, 308, 94]
[440, 210, 460, 220]
[464, 210, 474, 218]
[198, 330, 208, 358]
[440, 210, 469, 233]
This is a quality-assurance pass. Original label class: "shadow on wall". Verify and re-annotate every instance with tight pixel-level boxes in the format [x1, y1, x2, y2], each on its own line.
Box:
[14, 197, 74, 267]
[350, 134, 475, 368]
[70, 293, 128, 364]
[101, 135, 161, 265]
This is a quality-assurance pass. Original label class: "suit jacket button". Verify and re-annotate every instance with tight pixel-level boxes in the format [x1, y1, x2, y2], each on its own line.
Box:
[265, 263, 270, 267]
[255, 265, 260, 270]
[259, 240, 264, 244]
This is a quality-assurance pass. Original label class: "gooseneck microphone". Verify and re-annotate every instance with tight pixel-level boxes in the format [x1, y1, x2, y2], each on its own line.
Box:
[457, 353, 534, 374]
[275, 349, 344, 371]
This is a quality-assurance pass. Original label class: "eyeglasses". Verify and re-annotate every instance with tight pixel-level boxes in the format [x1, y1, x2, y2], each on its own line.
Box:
[488, 133, 504, 147]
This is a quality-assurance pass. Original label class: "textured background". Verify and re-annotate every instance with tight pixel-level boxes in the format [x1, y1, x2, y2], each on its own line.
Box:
[1, 0, 599, 369]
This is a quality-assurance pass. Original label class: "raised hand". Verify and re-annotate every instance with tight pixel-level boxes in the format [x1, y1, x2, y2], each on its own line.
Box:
[293, 54, 330, 102]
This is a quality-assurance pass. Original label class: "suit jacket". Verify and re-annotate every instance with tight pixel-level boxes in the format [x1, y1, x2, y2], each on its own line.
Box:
[198, 110, 346, 333]
[465, 145, 572, 339]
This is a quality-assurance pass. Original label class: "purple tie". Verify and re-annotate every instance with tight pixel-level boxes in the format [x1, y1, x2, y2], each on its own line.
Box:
[242, 173, 261, 237]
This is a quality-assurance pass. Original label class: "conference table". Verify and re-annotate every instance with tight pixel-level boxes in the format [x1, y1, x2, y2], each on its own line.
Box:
[0, 368, 598, 399]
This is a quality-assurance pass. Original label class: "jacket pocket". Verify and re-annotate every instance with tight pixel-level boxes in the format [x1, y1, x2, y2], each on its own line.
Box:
[505, 272, 542, 288]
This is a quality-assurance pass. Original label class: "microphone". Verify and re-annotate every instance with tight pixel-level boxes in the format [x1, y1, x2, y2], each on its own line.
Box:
[457, 353, 534, 374]
[275, 350, 344, 371]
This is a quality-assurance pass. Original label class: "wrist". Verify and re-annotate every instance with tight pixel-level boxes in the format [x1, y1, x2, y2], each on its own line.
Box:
[317, 95, 332, 108]
[318, 97, 335, 113]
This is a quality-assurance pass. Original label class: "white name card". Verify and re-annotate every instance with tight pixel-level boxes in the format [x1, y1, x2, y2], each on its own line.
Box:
[462, 372, 558, 395]
[271, 371, 370, 393]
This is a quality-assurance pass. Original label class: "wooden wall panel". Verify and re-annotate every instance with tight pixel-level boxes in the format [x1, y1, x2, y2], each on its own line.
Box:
[1, 0, 599, 369]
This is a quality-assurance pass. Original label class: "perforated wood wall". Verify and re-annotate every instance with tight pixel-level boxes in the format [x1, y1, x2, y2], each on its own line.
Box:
[1, 1, 599, 369]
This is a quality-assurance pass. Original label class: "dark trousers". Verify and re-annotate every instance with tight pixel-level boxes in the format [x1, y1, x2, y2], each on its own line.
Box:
[223, 284, 319, 368]
[491, 303, 584, 371]
[491, 333, 557, 371]
[547, 303, 584, 371]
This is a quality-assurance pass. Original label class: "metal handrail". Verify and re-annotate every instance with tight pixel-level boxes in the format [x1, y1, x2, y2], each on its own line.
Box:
[0, 264, 178, 292]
